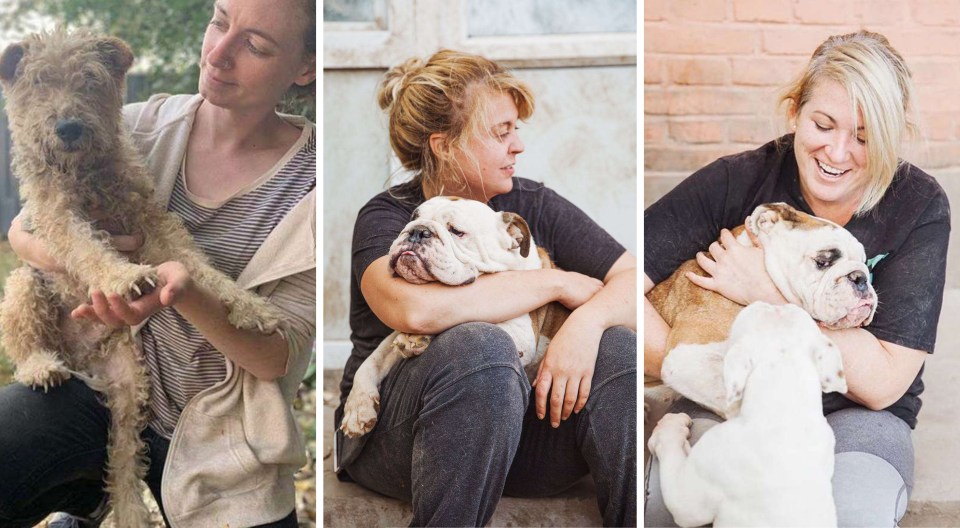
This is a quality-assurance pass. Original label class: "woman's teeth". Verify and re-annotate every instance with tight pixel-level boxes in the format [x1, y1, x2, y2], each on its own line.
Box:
[817, 159, 848, 177]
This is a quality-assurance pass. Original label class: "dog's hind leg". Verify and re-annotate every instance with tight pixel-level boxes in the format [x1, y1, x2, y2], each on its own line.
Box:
[0, 266, 70, 391]
[660, 341, 730, 418]
[94, 332, 151, 528]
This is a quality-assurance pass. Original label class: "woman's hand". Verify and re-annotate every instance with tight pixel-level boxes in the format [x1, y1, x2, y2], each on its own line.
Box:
[686, 229, 785, 306]
[533, 311, 605, 427]
[555, 271, 604, 310]
[71, 261, 192, 328]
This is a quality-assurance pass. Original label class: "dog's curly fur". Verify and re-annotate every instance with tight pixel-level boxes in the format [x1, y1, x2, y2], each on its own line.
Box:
[0, 29, 284, 527]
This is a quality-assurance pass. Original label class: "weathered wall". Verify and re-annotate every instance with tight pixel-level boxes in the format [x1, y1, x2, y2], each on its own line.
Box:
[644, 0, 960, 285]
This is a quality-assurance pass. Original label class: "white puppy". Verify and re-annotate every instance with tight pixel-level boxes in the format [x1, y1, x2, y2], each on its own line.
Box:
[340, 197, 565, 438]
[648, 302, 846, 528]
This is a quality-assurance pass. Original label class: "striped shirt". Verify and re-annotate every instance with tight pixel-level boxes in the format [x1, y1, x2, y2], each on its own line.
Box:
[143, 124, 315, 439]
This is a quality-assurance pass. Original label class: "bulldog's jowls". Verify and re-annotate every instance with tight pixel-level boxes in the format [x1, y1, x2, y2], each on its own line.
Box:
[341, 197, 569, 438]
[648, 302, 845, 527]
[646, 203, 877, 418]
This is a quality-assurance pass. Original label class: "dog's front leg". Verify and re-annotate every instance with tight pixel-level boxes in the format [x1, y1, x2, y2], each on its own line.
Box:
[341, 332, 405, 437]
[648, 413, 719, 528]
[33, 209, 157, 297]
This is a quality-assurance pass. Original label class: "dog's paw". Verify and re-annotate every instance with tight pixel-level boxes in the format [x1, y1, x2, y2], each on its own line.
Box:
[340, 389, 380, 438]
[227, 296, 284, 334]
[98, 264, 158, 299]
[647, 412, 692, 455]
[14, 350, 71, 392]
[395, 333, 431, 358]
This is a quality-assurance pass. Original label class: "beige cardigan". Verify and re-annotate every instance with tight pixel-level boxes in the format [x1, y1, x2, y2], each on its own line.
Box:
[122, 94, 316, 527]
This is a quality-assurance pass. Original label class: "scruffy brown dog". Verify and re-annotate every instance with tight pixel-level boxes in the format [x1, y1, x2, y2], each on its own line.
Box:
[0, 30, 283, 526]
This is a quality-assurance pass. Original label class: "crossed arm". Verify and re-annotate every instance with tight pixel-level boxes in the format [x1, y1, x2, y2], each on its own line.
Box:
[644, 229, 926, 410]
[362, 251, 637, 427]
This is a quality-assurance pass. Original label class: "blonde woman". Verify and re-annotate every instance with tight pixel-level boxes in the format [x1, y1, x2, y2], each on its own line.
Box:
[645, 31, 949, 526]
[335, 50, 638, 526]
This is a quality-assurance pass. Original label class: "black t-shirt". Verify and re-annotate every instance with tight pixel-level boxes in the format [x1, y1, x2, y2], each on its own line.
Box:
[338, 177, 627, 418]
[645, 135, 950, 429]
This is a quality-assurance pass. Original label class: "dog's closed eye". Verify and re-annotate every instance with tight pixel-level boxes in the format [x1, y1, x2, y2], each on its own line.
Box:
[813, 248, 841, 270]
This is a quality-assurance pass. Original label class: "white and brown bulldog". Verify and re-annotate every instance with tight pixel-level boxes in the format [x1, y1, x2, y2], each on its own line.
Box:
[340, 197, 568, 438]
[647, 203, 877, 419]
[648, 302, 845, 528]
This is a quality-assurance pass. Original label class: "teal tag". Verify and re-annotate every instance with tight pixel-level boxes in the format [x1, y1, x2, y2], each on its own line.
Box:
[865, 253, 888, 284]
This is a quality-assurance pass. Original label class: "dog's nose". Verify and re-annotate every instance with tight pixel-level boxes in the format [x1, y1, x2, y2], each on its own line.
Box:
[408, 227, 432, 244]
[55, 119, 84, 143]
[847, 270, 868, 293]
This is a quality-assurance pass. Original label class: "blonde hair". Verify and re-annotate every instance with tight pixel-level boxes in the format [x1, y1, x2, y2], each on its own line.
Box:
[780, 30, 916, 216]
[377, 49, 535, 194]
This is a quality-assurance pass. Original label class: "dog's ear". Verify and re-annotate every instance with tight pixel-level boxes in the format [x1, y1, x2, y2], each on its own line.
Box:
[747, 202, 802, 236]
[811, 334, 847, 394]
[723, 342, 753, 415]
[501, 212, 531, 258]
[0, 43, 25, 86]
[93, 36, 134, 79]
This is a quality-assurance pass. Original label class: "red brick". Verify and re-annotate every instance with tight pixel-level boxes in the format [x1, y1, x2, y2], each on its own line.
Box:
[912, 0, 960, 26]
[762, 28, 841, 55]
[667, 58, 730, 85]
[645, 0, 669, 21]
[669, 120, 727, 143]
[891, 29, 960, 56]
[646, 26, 759, 54]
[645, 120, 669, 143]
[645, 145, 744, 171]
[731, 57, 806, 86]
[854, 0, 910, 25]
[907, 59, 960, 87]
[795, 0, 855, 24]
[665, 88, 769, 115]
[645, 89, 670, 115]
[645, 57, 665, 85]
[917, 86, 960, 113]
[728, 117, 782, 144]
[733, 0, 793, 22]
[919, 141, 960, 169]
[668, 0, 727, 22]
[920, 112, 958, 141]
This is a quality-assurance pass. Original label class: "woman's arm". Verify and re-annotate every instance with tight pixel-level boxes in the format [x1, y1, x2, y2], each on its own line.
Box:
[534, 252, 637, 427]
[359, 254, 603, 335]
[8, 212, 143, 272]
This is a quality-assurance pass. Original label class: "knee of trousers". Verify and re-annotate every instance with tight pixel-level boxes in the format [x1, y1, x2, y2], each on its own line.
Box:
[827, 407, 914, 490]
[592, 326, 637, 392]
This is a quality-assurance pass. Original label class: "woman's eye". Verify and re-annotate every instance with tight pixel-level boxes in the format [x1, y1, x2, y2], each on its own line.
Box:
[814, 122, 830, 131]
[209, 19, 225, 29]
[448, 225, 465, 237]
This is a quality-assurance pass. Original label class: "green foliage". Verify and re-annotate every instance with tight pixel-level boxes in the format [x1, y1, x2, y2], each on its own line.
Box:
[0, 0, 315, 120]
[0, 241, 21, 387]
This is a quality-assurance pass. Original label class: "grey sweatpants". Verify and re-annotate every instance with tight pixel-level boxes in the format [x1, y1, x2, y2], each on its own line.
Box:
[340, 322, 637, 527]
[644, 399, 913, 528]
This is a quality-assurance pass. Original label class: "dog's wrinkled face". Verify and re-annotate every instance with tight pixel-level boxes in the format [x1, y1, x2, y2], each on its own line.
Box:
[0, 30, 133, 169]
[746, 203, 877, 329]
[723, 302, 847, 413]
[388, 197, 535, 286]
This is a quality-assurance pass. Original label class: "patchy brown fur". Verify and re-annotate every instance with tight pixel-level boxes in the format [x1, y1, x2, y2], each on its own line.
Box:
[0, 29, 283, 527]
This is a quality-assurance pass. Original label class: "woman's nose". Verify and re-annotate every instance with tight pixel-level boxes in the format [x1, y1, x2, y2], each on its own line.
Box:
[825, 134, 852, 164]
[207, 35, 237, 69]
[511, 135, 524, 154]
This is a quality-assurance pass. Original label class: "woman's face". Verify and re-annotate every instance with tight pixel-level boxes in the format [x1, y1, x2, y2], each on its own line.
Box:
[792, 79, 870, 215]
[447, 91, 525, 202]
[199, 0, 314, 111]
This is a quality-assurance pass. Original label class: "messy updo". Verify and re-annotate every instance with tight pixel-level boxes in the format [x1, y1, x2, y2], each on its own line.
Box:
[378, 49, 535, 194]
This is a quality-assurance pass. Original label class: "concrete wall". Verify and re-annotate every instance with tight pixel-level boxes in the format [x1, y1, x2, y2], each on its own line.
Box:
[324, 1, 637, 366]
[644, 0, 960, 286]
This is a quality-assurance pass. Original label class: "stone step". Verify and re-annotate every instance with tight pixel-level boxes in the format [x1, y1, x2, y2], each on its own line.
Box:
[321, 372, 603, 527]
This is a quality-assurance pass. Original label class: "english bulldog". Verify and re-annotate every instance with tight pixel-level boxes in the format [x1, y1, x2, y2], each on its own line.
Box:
[648, 302, 845, 527]
[646, 203, 876, 418]
[340, 197, 569, 438]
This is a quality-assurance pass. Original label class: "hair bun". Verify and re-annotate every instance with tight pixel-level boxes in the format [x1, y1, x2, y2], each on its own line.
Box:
[378, 56, 425, 111]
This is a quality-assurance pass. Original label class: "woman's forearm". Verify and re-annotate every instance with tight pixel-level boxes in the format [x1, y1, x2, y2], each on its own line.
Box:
[7, 213, 64, 272]
[822, 327, 927, 410]
[571, 264, 637, 332]
[363, 255, 568, 334]
[173, 281, 289, 381]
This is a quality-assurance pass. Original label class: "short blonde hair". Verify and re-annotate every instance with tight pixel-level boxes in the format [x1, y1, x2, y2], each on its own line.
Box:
[780, 30, 916, 215]
[377, 49, 534, 194]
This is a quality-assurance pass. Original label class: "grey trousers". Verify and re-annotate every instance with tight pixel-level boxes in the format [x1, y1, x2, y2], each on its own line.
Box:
[340, 322, 637, 527]
[644, 400, 913, 528]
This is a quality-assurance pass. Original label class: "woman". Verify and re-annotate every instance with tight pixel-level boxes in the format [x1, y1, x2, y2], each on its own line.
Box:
[644, 31, 949, 527]
[335, 50, 638, 526]
[0, 0, 316, 526]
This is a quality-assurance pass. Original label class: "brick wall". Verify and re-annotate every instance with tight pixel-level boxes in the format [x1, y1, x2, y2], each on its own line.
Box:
[644, 0, 960, 207]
